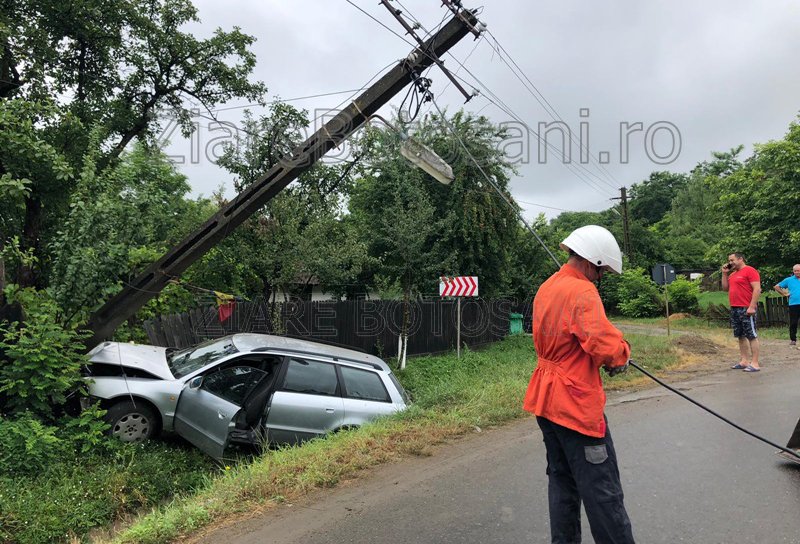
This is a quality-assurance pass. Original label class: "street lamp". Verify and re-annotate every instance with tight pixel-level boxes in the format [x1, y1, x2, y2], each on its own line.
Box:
[369, 115, 454, 185]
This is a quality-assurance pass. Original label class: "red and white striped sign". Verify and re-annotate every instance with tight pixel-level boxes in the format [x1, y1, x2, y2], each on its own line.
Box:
[439, 276, 479, 297]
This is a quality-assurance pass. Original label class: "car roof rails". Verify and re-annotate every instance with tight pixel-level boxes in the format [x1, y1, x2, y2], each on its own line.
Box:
[248, 334, 367, 354]
[284, 334, 368, 354]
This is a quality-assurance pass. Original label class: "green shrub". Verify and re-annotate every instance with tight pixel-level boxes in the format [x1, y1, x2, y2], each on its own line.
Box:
[59, 403, 112, 454]
[0, 287, 111, 481]
[666, 277, 700, 314]
[0, 414, 68, 476]
[0, 286, 88, 418]
[615, 268, 662, 318]
[0, 405, 111, 478]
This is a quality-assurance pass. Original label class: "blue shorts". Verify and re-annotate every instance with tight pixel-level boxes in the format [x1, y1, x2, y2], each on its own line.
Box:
[730, 307, 758, 339]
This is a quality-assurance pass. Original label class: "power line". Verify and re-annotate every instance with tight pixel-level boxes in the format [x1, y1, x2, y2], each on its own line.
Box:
[485, 29, 621, 190]
[343, 1, 614, 200]
[344, 0, 416, 47]
[371, 1, 617, 198]
[515, 199, 575, 213]
[208, 89, 366, 113]
[428, 93, 561, 269]
[449, 68, 613, 198]
[438, 42, 615, 197]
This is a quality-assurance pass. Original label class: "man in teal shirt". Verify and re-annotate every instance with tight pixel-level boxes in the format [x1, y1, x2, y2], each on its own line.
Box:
[774, 264, 800, 346]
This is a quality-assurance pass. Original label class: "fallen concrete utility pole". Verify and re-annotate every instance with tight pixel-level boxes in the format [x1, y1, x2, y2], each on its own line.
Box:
[84, 9, 478, 349]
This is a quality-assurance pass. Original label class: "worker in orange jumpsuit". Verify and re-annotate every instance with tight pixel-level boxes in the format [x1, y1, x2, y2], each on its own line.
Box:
[524, 225, 635, 544]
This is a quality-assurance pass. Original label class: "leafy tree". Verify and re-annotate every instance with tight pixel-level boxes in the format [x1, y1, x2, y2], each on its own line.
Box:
[656, 147, 743, 268]
[0, 286, 87, 418]
[349, 110, 521, 298]
[504, 217, 559, 301]
[628, 171, 689, 226]
[711, 121, 800, 271]
[662, 235, 710, 270]
[0, 0, 266, 291]
[46, 142, 201, 326]
[210, 105, 370, 302]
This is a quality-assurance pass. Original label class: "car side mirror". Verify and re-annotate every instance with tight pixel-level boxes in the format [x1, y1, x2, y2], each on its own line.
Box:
[188, 376, 204, 390]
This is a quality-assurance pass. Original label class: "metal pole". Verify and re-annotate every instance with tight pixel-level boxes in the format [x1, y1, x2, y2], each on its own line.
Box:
[663, 264, 670, 336]
[619, 187, 633, 260]
[457, 297, 461, 359]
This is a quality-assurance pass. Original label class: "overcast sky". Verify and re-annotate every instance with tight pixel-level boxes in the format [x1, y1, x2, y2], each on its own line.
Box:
[165, 0, 800, 221]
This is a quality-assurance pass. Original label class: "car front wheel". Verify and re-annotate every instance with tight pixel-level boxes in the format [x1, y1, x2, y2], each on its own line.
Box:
[105, 400, 158, 442]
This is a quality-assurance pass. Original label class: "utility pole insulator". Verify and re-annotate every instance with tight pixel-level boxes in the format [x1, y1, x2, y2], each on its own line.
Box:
[380, 0, 475, 103]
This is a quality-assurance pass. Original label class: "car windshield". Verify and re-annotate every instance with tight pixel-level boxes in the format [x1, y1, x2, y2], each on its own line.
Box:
[167, 337, 239, 378]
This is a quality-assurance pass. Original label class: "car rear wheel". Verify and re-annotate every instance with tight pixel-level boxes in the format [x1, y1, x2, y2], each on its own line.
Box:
[105, 400, 158, 442]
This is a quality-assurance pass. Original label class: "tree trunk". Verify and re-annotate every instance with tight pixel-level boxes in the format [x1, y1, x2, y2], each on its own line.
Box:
[17, 194, 43, 288]
[400, 288, 411, 369]
[0, 254, 5, 303]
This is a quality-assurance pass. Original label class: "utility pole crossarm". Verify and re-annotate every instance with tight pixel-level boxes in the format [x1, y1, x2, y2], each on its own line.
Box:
[84, 9, 477, 349]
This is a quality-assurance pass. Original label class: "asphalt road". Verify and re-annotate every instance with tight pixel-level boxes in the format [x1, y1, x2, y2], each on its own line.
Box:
[196, 355, 800, 544]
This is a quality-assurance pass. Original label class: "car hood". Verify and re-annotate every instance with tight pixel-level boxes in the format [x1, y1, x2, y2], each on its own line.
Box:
[87, 342, 174, 380]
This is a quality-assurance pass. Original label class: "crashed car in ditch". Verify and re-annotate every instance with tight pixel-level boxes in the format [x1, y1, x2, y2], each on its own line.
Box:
[84, 334, 409, 458]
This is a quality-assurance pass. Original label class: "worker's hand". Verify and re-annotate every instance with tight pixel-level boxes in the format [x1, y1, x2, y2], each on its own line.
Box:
[746, 306, 756, 316]
[603, 361, 629, 377]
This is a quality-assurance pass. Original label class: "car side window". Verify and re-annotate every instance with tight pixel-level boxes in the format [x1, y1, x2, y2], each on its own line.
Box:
[201, 366, 267, 406]
[339, 366, 390, 403]
[281, 358, 338, 396]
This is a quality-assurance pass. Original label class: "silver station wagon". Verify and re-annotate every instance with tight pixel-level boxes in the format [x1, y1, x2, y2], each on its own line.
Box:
[84, 334, 409, 458]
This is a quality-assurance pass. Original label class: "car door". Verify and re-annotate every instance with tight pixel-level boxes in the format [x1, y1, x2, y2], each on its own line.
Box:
[265, 357, 344, 445]
[338, 365, 399, 426]
[174, 364, 267, 459]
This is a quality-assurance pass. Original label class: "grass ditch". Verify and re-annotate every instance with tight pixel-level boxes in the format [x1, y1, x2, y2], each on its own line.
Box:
[0, 330, 690, 543]
[97, 331, 683, 544]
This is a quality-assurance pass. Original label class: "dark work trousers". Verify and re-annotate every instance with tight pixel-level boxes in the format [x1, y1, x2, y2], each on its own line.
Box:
[789, 305, 800, 342]
[536, 416, 635, 544]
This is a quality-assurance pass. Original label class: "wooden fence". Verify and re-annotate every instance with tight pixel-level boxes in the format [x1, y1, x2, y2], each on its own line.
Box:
[704, 296, 791, 327]
[143, 298, 533, 357]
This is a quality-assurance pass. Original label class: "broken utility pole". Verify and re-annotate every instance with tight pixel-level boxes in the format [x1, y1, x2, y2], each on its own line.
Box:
[84, 8, 478, 349]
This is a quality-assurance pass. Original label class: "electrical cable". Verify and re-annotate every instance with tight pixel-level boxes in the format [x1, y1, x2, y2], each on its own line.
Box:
[378, 0, 618, 196]
[431, 43, 614, 197]
[515, 199, 576, 213]
[343, 0, 616, 200]
[439, 44, 616, 197]
[427, 94, 561, 268]
[485, 30, 620, 190]
[344, 0, 416, 47]
[628, 360, 800, 461]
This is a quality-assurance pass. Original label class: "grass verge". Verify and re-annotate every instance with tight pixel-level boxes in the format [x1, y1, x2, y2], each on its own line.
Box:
[0, 441, 214, 544]
[97, 332, 680, 544]
[615, 314, 791, 340]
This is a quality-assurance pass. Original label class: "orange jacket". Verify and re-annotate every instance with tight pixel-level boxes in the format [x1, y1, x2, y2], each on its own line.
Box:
[523, 264, 630, 437]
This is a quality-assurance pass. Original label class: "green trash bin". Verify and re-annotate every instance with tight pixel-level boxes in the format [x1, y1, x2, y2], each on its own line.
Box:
[509, 312, 524, 335]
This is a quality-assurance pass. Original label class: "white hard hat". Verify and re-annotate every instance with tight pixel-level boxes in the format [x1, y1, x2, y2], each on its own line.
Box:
[559, 225, 623, 274]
